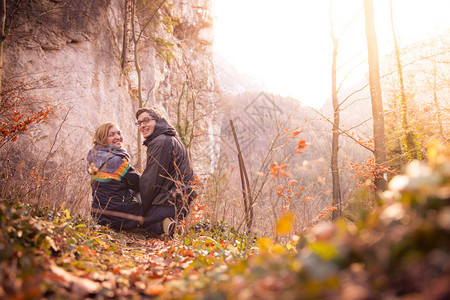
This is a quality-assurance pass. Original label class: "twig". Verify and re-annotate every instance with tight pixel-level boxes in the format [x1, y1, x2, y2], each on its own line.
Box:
[230, 119, 253, 234]
[91, 207, 144, 224]
[312, 108, 374, 153]
[37, 108, 71, 201]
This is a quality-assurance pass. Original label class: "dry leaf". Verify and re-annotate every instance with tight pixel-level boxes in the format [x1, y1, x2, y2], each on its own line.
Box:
[49, 263, 101, 296]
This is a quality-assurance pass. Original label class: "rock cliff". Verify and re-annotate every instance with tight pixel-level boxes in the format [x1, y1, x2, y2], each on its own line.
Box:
[2, 0, 217, 211]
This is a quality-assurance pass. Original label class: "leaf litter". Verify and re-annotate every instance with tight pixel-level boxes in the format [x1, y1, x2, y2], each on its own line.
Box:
[1, 149, 450, 299]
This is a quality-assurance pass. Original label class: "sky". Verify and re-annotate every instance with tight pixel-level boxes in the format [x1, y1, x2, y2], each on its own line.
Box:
[212, 0, 450, 108]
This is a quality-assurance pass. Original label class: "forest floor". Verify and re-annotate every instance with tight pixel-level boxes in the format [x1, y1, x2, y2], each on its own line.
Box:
[0, 202, 241, 299]
[1, 150, 450, 299]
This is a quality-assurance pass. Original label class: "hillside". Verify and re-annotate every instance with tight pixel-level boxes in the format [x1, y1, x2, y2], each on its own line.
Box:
[204, 90, 372, 237]
[213, 53, 267, 95]
[1, 145, 448, 299]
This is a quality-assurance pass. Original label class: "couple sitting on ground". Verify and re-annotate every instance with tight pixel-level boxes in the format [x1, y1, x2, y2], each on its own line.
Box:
[87, 107, 196, 236]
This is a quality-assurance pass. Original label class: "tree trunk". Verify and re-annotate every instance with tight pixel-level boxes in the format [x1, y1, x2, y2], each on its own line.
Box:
[329, 0, 341, 220]
[230, 120, 254, 234]
[389, 0, 420, 161]
[121, 0, 131, 70]
[432, 60, 444, 138]
[129, 0, 166, 170]
[130, 0, 143, 170]
[363, 0, 387, 191]
[0, 0, 6, 96]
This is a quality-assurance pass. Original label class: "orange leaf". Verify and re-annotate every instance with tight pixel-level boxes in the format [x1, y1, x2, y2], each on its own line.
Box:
[279, 169, 291, 178]
[182, 248, 194, 257]
[289, 129, 303, 138]
[295, 139, 308, 153]
[145, 284, 164, 296]
[269, 163, 278, 174]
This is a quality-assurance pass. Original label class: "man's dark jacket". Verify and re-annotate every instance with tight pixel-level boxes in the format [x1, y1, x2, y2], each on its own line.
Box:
[140, 118, 195, 214]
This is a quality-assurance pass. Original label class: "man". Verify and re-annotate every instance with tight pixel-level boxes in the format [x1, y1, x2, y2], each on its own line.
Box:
[136, 107, 196, 236]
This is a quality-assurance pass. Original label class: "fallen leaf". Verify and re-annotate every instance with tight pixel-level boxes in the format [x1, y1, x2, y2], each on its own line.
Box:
[49, 262, 101, 296]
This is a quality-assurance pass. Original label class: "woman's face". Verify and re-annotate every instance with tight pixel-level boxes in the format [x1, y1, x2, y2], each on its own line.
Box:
[106, 126, 123, 148]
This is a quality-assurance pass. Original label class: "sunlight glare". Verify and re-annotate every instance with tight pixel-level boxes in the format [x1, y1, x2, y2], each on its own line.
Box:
[212, 0, 450, 108]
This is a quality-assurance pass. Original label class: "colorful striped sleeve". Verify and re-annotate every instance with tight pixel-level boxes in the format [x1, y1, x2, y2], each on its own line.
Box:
[90, 160, 130, 182]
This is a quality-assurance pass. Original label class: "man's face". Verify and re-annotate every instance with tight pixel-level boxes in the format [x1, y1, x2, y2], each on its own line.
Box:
[137, 112, 156, 139]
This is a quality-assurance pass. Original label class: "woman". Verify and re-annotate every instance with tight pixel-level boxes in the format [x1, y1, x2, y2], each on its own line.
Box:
[87, 122, 141, 231]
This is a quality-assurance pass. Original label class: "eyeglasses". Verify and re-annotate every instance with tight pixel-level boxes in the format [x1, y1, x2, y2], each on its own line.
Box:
[135, 117, 154, 127]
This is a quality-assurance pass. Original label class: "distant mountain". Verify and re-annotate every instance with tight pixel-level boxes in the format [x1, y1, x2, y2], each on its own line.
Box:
[212, 48, 373, 230]
[213, 52, 267, 95]
[215, 91, 371, 236]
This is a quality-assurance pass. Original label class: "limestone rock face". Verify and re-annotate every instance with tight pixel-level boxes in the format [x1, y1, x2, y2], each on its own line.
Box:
[6, 0, 136, 158]
[3, 0, 217, 210]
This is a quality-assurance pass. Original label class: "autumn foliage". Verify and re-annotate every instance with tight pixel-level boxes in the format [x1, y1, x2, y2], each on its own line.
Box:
[345, 157, 397, 188]
[188, 199, 213, 225]
[0, 79, 52, 149]
[269, 130, 336, 232]
[1, 143, 448, 299]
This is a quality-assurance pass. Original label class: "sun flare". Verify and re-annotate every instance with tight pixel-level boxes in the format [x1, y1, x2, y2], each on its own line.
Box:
[212, 0, 450, 108]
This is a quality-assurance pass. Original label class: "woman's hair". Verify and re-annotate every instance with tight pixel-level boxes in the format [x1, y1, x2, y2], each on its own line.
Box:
[93, 122, 119, 147]
[135, 107, 161, 121]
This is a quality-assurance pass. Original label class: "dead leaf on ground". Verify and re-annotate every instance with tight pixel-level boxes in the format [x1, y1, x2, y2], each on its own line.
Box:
[48, 262, 101, 296]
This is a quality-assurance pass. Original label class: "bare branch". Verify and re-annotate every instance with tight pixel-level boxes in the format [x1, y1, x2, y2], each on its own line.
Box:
[311, 107, 374, 153]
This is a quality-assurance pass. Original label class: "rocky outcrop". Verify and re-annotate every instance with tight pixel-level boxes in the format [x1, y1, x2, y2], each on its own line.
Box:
[2, 0, 217, 211]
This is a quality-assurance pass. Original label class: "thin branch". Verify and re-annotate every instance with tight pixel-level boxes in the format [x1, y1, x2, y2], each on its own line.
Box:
[136, 0, 166, 44]
[337, 58, 366, 91]
[311, 107, 374, 153]
[345, 116, 372, 132]
[337, 7, 363, 41]
[340, 96, 370, 111]
[37, 108, 71, 200]
[337, 82, 369, 110]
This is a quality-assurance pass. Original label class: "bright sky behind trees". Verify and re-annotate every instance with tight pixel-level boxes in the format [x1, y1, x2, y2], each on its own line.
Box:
[212, 0, 450, 108]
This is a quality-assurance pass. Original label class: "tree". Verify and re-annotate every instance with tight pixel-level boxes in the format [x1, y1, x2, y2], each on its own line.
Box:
[121, 0, 131, 71]
[329, 0, 341, 220]
[363, 0, 387, 191]
[128, 0, 167, 169]
[327, 1, 366, 219]
[0, 0, 6, 95]
[0, 79, 51, 149]
[430, 57, 444, 139]
[174, 53, 216, 156]
[389, 0, 421, 161]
